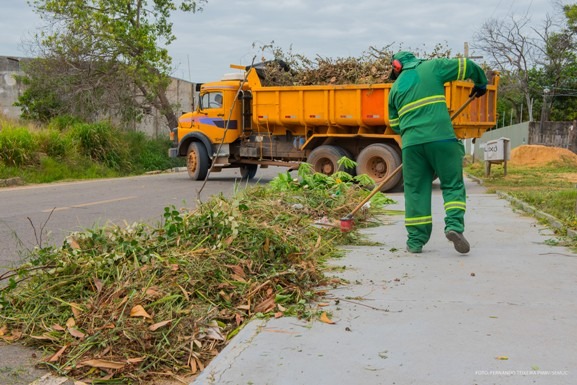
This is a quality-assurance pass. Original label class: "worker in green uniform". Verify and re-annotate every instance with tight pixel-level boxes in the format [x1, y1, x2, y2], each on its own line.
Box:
[388, 51, 488, 254]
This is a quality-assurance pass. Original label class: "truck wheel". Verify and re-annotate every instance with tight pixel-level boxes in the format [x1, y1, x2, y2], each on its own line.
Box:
[356, 143, 403, 192]
[240, 164, 258, 180]
[307, 145, 351, 176]
[187, 142, 209, 180]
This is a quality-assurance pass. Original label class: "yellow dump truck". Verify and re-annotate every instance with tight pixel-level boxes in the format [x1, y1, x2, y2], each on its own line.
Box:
[169, 62, 499, 191]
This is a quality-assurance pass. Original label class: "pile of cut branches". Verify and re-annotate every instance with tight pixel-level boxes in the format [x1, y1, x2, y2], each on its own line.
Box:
[0, 163, 394, 384]
[256, 42, 453, 86]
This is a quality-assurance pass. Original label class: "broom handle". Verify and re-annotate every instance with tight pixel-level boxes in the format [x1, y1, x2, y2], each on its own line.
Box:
[451, 95, 476, 121]
[347, 164, 403, 218]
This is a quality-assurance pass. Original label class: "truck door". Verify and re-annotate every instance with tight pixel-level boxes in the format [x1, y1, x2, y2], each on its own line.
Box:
[197, 90, 241, 144]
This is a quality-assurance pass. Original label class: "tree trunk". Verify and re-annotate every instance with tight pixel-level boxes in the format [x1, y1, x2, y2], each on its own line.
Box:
[137, 81, 177, 132]
[526, 94, 534, 122]
[157, 87, 178, 129]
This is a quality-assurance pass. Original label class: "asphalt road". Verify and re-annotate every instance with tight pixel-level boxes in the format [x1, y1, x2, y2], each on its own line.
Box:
[0, 167, 286, 274]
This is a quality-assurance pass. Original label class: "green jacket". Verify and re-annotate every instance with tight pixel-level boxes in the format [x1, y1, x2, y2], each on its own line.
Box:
[388, 51, 488, 148]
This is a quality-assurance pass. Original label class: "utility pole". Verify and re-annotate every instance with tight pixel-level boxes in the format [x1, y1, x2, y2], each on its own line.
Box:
[463, 42, 483, 60]
[541, 87, 551, 130]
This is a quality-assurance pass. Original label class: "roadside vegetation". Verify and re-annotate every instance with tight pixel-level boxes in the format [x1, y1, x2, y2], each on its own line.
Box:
[465, 157, 577, 249]
[0, 160, 394, 384]
[0, 115, 184, 184]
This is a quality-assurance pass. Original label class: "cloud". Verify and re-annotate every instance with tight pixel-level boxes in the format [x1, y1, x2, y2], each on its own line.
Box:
[0, 0, 563, 82]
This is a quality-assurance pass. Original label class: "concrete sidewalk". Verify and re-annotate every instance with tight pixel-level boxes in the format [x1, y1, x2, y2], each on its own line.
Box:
[192, 178, 577, 385]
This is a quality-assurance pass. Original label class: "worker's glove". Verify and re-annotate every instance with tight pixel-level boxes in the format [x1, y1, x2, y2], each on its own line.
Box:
[469, 84, 487, 98]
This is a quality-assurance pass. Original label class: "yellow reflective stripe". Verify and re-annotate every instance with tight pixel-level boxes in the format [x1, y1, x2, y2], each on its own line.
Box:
[399, 95, 446, 117]
[444, 201, 466, 211]
[390, 117, 399, 128]
[457, 58, 467, 81]
[405, 216, 433, 226]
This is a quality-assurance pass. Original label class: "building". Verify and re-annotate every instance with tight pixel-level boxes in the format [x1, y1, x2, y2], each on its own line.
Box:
[0, 56, 27, 120]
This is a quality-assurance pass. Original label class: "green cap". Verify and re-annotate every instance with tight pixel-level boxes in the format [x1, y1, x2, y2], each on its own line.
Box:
[392, 51, 423, 70]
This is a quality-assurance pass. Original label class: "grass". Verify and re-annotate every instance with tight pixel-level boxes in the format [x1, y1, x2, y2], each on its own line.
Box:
[0, 116, 185, 184]
[465, 157, 577, 246]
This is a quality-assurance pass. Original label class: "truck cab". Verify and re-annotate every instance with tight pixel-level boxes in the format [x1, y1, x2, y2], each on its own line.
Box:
[169, 74, 258, 179]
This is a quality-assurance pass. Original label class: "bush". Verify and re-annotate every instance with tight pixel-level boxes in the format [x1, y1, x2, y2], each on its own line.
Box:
[0, 117, 180, 183]
[48, 115, 82, 132]
[68, 122, 128, 170]
[123, 131, 184, 172]
[37, 129, 71, 159]
[0, 126, 38, 166]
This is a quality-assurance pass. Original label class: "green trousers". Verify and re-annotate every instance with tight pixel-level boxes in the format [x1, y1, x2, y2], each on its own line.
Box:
[402, 140, 466, 250]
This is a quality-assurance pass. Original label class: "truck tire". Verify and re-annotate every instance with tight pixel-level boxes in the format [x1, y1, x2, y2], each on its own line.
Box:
[240, 164, 258, 180]
[307, 145, 352, 176]
[356, 143, 403, 192]
[187, 142, 209, 180]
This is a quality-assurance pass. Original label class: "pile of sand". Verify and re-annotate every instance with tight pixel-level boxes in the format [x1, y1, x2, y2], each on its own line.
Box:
[508, 145, 577, 167]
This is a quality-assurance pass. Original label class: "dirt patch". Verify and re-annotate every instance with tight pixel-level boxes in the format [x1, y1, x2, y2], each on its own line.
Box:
[560, 173, 577, 183]
[509, 145, 577, 167]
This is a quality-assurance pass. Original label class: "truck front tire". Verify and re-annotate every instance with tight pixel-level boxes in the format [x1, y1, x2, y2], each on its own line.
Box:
[187, 142, 210, 180]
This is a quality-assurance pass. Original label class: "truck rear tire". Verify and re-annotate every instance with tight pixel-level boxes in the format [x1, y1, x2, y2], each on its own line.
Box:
[187, 142, 209, 180]
[356, 143, 403, 192]
[307, 145, 353, 176]
[240, 164, 258, 180]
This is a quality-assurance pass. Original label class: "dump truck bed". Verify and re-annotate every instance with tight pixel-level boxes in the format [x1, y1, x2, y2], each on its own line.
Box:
[245, 69, 499, 139]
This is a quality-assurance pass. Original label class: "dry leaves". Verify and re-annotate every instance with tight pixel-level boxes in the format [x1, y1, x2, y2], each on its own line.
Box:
[319, 312, 336, 324]
[1, 330, 22, 341]
[130, 305, 152, 319]
[48, 345, 69, 362]
[80, 359, 125, 370]
[149, 320, 172, 331]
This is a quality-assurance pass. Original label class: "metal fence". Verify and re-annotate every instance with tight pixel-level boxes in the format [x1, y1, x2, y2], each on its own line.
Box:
[467, 121, 577, 161]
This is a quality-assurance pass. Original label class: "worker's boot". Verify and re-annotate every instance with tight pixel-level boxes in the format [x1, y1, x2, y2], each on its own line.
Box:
[445, 230, 470, 254]
[406, 243, 422, 254]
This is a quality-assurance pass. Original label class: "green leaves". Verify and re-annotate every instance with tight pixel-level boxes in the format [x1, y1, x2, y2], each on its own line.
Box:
[24, 0, 206, 127]
[0, 126, 38, 166]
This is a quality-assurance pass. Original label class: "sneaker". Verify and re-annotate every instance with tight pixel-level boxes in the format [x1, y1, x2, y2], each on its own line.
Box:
[406, 244, 422, 254]
[445, 230, 470, 254]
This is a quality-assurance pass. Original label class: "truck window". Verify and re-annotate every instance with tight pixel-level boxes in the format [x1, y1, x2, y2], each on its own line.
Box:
[201, 92, 223, 109]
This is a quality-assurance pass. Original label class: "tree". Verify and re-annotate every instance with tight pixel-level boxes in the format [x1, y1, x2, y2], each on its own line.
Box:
[563, 2, 577, 30]
[473, 3, 577, 124]
[472, 14, 537, 122]
[16, 55, 140, 123]
[539, 4, 577, 121]
[532, 8, 577, 122]
[20, 0, 206, 128]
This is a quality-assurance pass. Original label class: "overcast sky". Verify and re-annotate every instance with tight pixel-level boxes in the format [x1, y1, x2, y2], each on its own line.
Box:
[0, 0, 566, 83]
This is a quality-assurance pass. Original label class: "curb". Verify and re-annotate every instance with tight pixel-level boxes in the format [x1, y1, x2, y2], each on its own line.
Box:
[496, 191, 577, 239]
[466, 173, 576, 239]
[1, 168, 185, 188]
[0, 177, 25, 187]
[144, 167, 187, 175]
